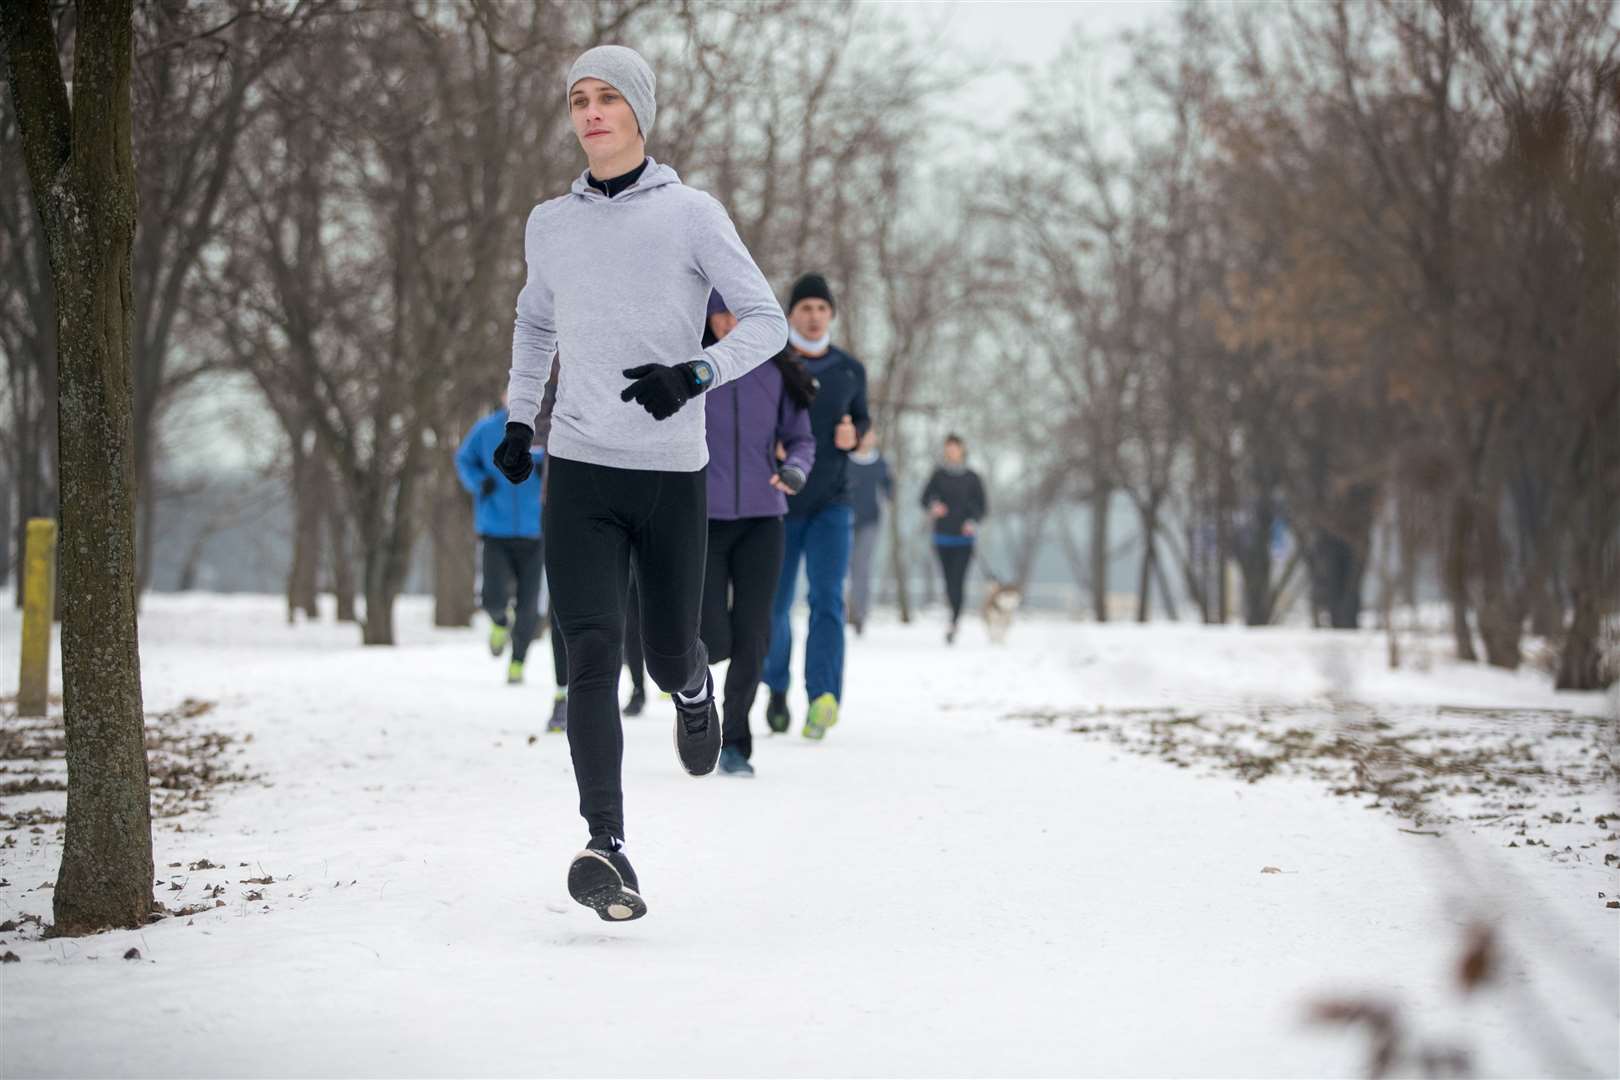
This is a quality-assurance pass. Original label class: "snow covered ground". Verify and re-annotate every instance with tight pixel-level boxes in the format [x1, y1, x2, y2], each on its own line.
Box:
[1, 594, 1615, 1078]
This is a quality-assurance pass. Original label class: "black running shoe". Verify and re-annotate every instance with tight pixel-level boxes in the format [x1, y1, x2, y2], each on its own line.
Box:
[567, 835, 646, 922]
[765, 690, 791, 734]
[674, 672, 722, 776]
[624, 686, 646, 717]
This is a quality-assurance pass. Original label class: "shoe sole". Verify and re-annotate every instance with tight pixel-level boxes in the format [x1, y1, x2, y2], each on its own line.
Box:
[567, 851, 647, 922]
[803, 708, 837, 740]
[675, 722, 721, 775]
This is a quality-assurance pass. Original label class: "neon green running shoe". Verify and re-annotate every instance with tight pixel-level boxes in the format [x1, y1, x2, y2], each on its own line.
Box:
[489, 622, 511, 657]
[507, 660, 524, 685]
[802, 693, 839, 740]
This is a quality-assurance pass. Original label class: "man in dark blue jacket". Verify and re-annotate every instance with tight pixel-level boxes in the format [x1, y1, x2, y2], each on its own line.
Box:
[763, 273, 871, 740]
[456, 398, 547, 685]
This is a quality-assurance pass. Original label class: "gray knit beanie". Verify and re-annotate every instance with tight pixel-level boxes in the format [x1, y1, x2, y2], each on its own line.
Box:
[566, 45, 656, 139]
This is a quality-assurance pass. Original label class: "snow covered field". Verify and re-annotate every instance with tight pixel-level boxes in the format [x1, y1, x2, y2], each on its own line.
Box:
[1, 594, 1615, 1078]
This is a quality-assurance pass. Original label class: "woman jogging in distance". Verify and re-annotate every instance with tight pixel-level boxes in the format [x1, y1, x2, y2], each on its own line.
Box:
[494, 45, 788, 921]
[699, 291, 816, 777]
[921, 433, 988, 644]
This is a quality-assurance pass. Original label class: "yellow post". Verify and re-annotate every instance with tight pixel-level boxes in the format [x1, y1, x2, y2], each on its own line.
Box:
[18, 518, 58, 718]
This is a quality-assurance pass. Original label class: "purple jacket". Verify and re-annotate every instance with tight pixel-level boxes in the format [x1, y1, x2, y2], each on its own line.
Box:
[705, 359, 815, 520]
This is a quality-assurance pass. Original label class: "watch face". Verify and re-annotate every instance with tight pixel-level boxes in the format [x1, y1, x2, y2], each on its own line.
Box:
[693, 361, 715, 386]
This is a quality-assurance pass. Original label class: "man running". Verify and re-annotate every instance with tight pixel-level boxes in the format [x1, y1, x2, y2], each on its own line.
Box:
[496, 45, 787, 921]
[762, 273, 870, 740]
[921, 434, 988, 644]
[456, 394, 545, 685]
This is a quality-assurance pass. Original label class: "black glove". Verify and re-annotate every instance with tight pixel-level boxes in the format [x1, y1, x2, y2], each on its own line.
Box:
[480, 476, 497, 497]
[620, 362, 708, 421]
[775, 465, 806, 494]
[492, 422, 535, 484]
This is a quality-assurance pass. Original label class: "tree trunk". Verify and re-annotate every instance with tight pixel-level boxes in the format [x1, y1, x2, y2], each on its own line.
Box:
[0, 471, 11, 592]
[1445, 495, 1478, 661]
[1554, 590, 1606, 691]
[1151, 544, 1180, 622]
[1135, 496, 1159, 623]
[176, 527, 209, 592]
[1310, 530, 1368, 630]
[327, 500, 356, 622]
[1089, 481, 1111, 622]
[285, 439, 321, 623]
[4, 0, 155, 934]
[1236, 490, 1275, 628]
[361, 554, 395, 645]
[886, 441, 911, 623]
[431, 457, 475, 627]
[1475, 506, 1523, 670]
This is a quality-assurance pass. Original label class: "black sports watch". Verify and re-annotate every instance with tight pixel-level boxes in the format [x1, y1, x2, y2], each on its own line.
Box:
[686, 359, 715, 393]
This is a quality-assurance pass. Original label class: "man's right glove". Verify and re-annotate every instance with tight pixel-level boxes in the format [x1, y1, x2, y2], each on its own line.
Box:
[492, 422, 535, 484]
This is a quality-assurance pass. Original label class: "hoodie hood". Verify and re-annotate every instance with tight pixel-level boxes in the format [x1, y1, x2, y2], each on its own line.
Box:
[570, 157, 682, 203]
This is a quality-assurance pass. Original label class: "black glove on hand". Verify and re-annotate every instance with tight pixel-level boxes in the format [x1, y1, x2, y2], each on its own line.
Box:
[775, 465, 806, 494]
[492, 422, 535, 485]
[621, 362, 707, 421]
[480, 476, 497, 497]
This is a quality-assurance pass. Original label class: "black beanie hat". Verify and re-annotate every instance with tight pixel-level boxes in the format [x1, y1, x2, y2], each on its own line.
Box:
[788, 273, 835, 315]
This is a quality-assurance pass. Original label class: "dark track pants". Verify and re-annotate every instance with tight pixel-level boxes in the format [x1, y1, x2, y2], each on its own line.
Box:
[544, 456, 709, 841]
[936, 542, 974, 624]
[700, 516, 786, 760]
[481, 537, 542, 663]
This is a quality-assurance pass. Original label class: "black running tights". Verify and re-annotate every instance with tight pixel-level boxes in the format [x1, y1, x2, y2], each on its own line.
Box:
[544, 456, 709, 841]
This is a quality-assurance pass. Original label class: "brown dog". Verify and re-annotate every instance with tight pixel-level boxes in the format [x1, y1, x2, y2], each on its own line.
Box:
[981, 579, 1023, 644]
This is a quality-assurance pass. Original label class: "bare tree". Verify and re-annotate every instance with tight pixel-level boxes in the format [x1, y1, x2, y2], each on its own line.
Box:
[3, 0, 155, 933]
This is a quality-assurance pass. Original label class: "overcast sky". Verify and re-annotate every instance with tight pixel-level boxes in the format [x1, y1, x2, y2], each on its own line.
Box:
[891, 0, 1178, 93]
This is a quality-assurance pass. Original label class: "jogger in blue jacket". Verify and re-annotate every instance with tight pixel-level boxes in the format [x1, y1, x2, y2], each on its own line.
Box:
[456, 402, 560, 687]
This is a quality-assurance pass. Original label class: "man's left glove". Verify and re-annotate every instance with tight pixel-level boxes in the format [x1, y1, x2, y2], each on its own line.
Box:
[492, 422, 535, 484]
[621, 362, 710, 421]
[775, 465, 806, 494]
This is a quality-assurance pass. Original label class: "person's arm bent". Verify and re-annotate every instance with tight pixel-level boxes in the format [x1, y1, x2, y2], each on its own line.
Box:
[507, 205, 558, 429]
[454, 422, 489, 496]
[848, 364, 872, 441]
[774, 393, 816, 493]
[688, 194, 788, 388]
[921, 470, 942, 514]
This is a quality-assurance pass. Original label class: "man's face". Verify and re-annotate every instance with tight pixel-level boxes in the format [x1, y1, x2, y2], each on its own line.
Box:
[569, 78, 639, 161]
[789, 298, 833, 342]
[943, 440, 965, 466]
[708, 311, 738, 341]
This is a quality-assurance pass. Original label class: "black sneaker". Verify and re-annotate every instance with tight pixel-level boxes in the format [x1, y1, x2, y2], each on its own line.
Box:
[673, 672, 721, 776]
[765, 690, 791, 734]
[567, 835, 646, 922]
[624, 686, 646, 717]
[547, 694, 567, 733]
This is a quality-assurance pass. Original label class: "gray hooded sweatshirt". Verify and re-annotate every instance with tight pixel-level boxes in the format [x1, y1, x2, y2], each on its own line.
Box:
[507, 159, 788, 472]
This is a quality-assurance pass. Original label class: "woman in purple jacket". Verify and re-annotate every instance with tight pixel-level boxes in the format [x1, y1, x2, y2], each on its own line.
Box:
[702, 291, 817, 776]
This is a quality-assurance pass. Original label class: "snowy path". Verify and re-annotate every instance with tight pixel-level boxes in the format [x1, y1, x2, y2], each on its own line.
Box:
[1, 596, 1615, 1078]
